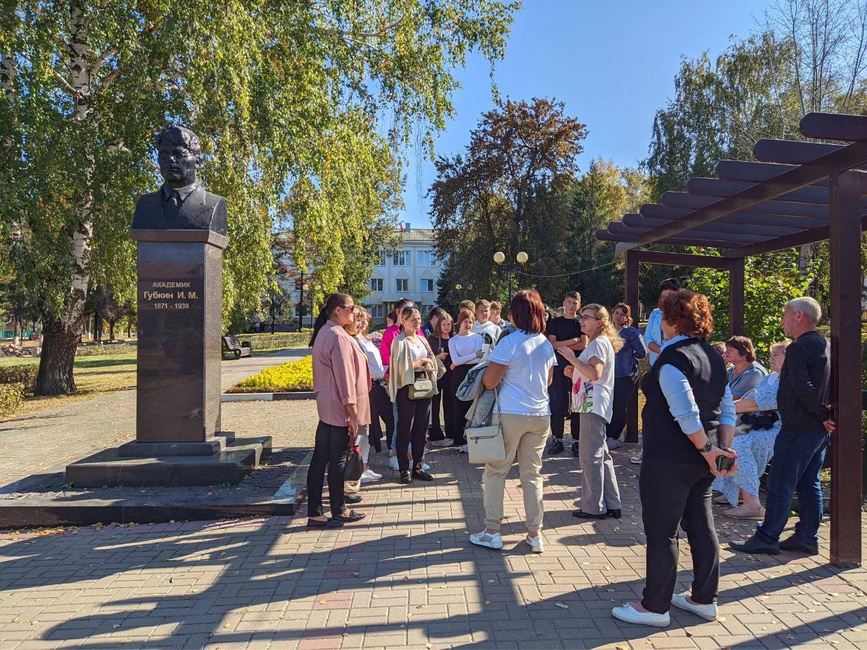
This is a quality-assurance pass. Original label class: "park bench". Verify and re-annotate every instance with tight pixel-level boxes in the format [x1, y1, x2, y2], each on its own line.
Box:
[222, 336, 252, 359]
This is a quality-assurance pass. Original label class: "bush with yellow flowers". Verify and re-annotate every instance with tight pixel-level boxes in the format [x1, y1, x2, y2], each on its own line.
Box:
[232, 355, 313, 392]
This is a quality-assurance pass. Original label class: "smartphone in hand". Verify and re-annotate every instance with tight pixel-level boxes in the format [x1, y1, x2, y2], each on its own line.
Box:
[716, 455, 736, 472]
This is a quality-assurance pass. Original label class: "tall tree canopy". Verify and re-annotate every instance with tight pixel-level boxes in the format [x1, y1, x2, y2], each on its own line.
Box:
[0, 0, 519, 394]
[430, 97, 587, 303]
[641, 0, 867, 351]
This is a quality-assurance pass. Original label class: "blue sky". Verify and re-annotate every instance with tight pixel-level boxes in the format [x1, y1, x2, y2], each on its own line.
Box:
[400, 0, 769, 228]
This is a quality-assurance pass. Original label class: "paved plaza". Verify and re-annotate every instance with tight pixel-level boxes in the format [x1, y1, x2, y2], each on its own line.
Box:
[1, 357, 866, 649]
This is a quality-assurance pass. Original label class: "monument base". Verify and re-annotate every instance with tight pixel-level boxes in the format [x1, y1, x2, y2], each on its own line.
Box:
[65, 435, 271, 487]
[118, 433, 232, 458]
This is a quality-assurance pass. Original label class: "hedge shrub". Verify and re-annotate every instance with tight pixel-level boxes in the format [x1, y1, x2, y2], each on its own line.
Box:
[0, 364, 38, 393]
[0, 383, 24, 417]
[232, 356, 313, 392]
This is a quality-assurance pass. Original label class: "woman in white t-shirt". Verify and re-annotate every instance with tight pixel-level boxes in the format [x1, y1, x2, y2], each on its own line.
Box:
[557, 304, 624, 520]
[469, 290, 556, 554]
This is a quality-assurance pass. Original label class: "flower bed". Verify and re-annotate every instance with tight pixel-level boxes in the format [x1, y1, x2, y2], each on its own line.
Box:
[229, 356, 313, 393]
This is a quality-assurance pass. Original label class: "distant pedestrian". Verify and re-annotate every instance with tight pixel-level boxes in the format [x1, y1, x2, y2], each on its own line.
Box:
[546, 291, 586, 455]
[724, 336, 767, 399]
[608, 303, 646, 448]
[730, 297, 832, 557]
[449, 309, 484, 450]
[307, 293, 368, 528]
[428, 312, 455, 447]
[632, 278, 682, 466]
[471, 299, 501, 353]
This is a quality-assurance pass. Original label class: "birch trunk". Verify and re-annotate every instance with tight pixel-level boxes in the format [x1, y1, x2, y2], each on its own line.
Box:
[35, 6, 94, 395]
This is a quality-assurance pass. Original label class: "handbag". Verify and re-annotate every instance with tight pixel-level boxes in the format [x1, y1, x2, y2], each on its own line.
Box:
[409, 370, 436, 399]
[465, 389, 506, 464]
[344, 444, 364, 481]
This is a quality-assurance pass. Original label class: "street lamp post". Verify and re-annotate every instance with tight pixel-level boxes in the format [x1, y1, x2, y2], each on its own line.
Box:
[493, 251, 529, 303]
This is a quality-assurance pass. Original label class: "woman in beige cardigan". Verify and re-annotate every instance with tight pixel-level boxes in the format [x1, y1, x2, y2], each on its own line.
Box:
[389, 306, 438, 484]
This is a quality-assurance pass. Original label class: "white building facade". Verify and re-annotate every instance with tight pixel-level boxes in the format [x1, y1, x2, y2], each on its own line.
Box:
[365, 227, 444, 324]
[274, 225, 444, 328]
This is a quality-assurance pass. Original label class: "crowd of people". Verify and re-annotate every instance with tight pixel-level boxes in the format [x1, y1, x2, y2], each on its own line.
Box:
[306, 282, 834, 628]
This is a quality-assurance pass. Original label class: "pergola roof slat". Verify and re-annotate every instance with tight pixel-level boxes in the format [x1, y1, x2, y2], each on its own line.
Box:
[640, 205, 830, 229]
[660, 191, 834, 218]
[596, 229, 763, 248]
[606, 221, 771, 243]
[754, 139, 844, 164]
[623, 212, 807, 236]
[618, 139, 867, 250]
[686, 177, 835, 204]
[800, 112, 867, 141]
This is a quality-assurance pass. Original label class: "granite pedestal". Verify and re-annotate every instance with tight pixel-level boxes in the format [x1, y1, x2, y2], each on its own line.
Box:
[66, 229, 271, 487]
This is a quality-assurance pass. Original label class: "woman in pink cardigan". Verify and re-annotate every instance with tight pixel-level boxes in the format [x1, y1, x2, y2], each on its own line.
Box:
[307, 293, 371, 528]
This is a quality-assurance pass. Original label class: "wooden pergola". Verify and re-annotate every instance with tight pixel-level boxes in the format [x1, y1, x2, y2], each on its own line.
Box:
[596, 112, 865, 568]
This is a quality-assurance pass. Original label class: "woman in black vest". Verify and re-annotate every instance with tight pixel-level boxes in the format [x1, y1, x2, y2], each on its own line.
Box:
[612, 291, 738, 628]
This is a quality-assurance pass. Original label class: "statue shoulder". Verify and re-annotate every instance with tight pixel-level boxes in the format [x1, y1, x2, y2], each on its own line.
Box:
[132, 191, 163, 229]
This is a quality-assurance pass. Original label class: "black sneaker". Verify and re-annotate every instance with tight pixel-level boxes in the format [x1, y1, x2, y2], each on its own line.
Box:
[412, 468, 434, 482]
[547, 439, 564, 455]
[570, 440, 580, 456]
[400, 470, 412, 484]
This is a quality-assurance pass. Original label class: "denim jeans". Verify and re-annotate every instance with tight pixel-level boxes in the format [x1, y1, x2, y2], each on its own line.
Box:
[756, 429, 830, 546]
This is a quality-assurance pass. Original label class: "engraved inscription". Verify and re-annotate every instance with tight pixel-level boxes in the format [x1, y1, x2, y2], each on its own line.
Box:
[140, 280, 201, 310]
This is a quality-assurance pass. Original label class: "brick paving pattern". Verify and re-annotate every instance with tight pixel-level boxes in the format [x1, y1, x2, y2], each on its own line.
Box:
[1, 437, 866, 648]
[1, 354, 866, 648]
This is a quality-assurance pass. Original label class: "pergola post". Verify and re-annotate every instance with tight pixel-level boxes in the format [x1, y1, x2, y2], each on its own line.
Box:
[625, 250, 640, 443]
[829, 170, 863, 568]
[728, 258, 745, 336]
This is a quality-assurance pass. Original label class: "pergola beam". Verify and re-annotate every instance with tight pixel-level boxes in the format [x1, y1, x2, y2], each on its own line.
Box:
[661, 192, 835, 218]
[801, 112, 867, 141]
[618, 139, 867, 250]
[754, 139, 844, 164]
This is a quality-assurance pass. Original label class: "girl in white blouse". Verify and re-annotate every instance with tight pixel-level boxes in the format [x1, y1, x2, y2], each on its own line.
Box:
[448, 309, 484, 450]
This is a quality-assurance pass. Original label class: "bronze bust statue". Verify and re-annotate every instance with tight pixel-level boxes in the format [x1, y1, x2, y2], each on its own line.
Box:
[132, 125, 227, 235]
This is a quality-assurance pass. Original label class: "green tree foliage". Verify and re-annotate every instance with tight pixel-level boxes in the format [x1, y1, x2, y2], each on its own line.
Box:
[0, 0, 519, 394]
[431, 97, 587, 305]
[643, 0, 867, 350]
[562, 160, 649, 308]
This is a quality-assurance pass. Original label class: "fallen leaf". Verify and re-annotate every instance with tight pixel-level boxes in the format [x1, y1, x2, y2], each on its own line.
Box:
[484, 601, 491, 605]
[555, 602, 569, 609]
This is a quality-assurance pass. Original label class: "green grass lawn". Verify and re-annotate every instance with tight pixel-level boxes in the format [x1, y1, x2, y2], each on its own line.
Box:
[0, 352, 138, 420]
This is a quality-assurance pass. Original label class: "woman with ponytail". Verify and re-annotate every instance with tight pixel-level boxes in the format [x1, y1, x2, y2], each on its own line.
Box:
[307, 293, 370, 528]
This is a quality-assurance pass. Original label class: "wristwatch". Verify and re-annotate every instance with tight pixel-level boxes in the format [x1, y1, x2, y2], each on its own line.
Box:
[699, 441, 712, 453]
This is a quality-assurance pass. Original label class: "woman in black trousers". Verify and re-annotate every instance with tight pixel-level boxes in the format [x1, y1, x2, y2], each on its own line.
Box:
[388, 306, 437, 484]
[428, 312, 454, 446]
[612, 291, 737, 627]
[607, 303, 646, 446]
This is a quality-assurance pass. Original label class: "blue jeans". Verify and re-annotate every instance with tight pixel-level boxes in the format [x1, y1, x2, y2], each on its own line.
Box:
[756, 429, 830, 546]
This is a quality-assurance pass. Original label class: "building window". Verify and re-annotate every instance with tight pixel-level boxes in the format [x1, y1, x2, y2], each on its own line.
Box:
[417, 250, 434, 266]
[375, 250, 386, 266]
[421, 278, 435, 293]
[370, 304, 383, 318]
[396, 278, 409, 292]
[393, 251, 408, 266]
[370, 278, 383, 292]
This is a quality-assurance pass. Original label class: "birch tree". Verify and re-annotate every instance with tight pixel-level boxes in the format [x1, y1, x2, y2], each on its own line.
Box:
[0, 0, 519, 394]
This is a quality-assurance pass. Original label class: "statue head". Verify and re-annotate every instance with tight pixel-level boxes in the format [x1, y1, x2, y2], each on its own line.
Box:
[155, 125, 202, 188]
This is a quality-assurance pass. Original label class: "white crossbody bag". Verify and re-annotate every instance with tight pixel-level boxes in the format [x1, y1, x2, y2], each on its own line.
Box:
[465, 388, 506, 464]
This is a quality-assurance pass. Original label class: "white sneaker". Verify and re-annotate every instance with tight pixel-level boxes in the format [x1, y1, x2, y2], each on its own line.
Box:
[431, 438, 453, 447]
[671, 593, 718, 621]
[360, 468, 382, 484]
[525, 535, 543, 553]
[630, 453, 642, 465]
[611, 603, 669, 627]
[389, 455, 399, 471]
[421, 462, 430, 471]
[469, 530, 503, 550]
[459, 444, 468, 453]
[607, 437, 623, 450]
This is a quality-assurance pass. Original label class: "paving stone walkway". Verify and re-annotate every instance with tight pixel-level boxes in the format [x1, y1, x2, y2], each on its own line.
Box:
[1, 417, 866, 649]
[0, 350, 311, 491]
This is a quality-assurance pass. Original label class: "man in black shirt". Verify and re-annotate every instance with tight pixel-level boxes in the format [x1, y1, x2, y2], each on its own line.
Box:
[731, 297, 833, 556]
[546, 291, 588, 454]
